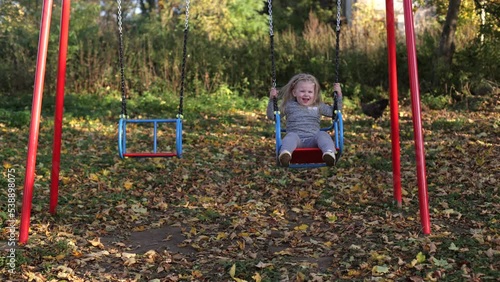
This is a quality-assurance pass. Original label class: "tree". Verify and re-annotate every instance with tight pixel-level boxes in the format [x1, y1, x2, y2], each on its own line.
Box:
[139, 0, 157, 16]
[438, 0, 462, 65]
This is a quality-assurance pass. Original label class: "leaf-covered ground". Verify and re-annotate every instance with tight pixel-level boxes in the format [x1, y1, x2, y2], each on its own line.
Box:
[1, 94, 499, 281]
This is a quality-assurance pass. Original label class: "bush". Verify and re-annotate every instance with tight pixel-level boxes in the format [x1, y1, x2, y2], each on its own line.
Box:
[421, 93, 450, 110]
[0, 109, 31, 128]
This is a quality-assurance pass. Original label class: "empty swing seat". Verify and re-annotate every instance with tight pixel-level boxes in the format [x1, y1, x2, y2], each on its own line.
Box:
[118, 117, 183, 159]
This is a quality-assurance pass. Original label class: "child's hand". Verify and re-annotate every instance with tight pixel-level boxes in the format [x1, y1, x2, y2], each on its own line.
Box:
[333, 83, 343, 111]
[269, 88, 278, 99]
[333, 83, 342, 96]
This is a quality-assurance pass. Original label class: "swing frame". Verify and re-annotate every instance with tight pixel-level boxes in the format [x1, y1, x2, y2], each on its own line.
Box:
[118, 117, 183, 158]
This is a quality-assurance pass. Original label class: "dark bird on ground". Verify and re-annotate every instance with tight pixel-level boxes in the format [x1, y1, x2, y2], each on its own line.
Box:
[361, 98, 389, 119]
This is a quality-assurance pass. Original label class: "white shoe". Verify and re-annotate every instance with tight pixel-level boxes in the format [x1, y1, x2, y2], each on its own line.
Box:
[279, 150, 292, 167]
[322, 151, 336, 166]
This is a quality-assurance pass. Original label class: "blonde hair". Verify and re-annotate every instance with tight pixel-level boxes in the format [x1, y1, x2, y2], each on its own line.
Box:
[279, 73, 322, 109]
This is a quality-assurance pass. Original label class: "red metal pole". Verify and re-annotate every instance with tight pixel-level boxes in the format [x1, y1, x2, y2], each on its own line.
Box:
[402, 0, 431, 234]
[385, 0, 402, 207]
[20, 0, 54, 244]
[50, 0, 71, 215]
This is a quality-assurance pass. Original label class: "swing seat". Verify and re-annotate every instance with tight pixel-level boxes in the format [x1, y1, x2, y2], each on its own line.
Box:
[275, 111, 343, 169]
[122, 152, 178, 158]
[118, 117, 183, 159]
[287, 148, 341, 168]
[290, 148, 328, 163]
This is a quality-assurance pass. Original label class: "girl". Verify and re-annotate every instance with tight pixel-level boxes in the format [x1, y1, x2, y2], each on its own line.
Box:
[266, 73, 341, 167]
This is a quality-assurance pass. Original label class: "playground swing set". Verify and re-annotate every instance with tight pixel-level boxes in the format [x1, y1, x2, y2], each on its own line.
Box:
[18, 0, 431, 244]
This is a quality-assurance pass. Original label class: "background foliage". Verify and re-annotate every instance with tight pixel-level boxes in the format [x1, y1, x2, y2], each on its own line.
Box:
[0, 0, 498, 106]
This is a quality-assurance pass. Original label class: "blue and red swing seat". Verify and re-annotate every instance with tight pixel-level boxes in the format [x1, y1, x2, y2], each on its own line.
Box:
[275, 110, 344, 169]
[118, 116, 182, 159]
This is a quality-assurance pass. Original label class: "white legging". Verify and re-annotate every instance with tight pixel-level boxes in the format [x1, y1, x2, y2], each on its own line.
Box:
[280, 131, 335, 154]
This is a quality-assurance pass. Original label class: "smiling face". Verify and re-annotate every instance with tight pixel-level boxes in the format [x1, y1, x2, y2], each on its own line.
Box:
[293, 81, 317, 106]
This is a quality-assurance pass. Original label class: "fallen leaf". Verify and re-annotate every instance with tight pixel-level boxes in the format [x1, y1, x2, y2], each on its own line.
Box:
[229, 264, 248, 282]
[252, 272, 262, 282]
[372, 265, 390, 275]
[88, 237, 104, 249]
[449, 242, 459, 251]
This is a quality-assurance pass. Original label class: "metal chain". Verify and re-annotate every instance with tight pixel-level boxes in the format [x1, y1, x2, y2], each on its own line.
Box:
[268, 0, 274, 37]
[335, 0, 341, 84]
[333, 0, 342, 119]
[117, 0, 127, 118]
[178, 0, 190, 117]
[268, 0, 278, 112]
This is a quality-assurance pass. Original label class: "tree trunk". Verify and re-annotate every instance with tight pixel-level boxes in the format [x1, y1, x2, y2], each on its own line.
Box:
[438, 0, 462, 65]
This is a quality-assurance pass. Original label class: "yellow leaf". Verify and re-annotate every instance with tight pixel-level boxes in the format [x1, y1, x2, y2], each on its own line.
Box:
[274, 249, 293, 255]
[61, 176, 71, 185]
[123, 255, 136, 266]
[133, 225, 145, 232]
[230, 264, 248, 281]
[416, 252, 426, 263]
[294, 224, 308, 231]
[303, 202, 315, 212]
[351, 184, 361, 192]
[72, 250, 83, 258]
[252, 272, 262, 282]
[89, 173, 99, 181]
[298, 191, 309, 198]
[216, 232, 227, 240]
[229, 264, 236, 278]
[401, 187, 408, 196]
[347, 269, 361, 276]
[123, 180, 133, 190]
[88, 237, 104, 249]
[237, 240, 245, 250]
[370, 251, 387, 262]
[313, 179, 325, 186]
[325, 212, 338, 223]
[3, 162, 12, 169]
[192, 270, 203, 278]
[190, 227, 197, 235]
[296, 271, 306, 282]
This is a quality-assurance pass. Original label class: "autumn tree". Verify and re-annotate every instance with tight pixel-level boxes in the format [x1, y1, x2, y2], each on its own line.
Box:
[438, 0, 462, 65]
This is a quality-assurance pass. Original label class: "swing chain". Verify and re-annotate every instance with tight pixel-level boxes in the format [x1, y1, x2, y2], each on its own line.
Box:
[117, 0, 127, 118]
[178, 0, 190, 117]
[333, 0, 342, 117]
[335, 0, 341, 84]
[268, 0, 278, 112]
[268, 0, 274, 37]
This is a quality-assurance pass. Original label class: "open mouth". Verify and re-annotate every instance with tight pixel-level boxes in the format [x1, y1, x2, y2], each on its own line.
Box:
[301, 98, 311, 104]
